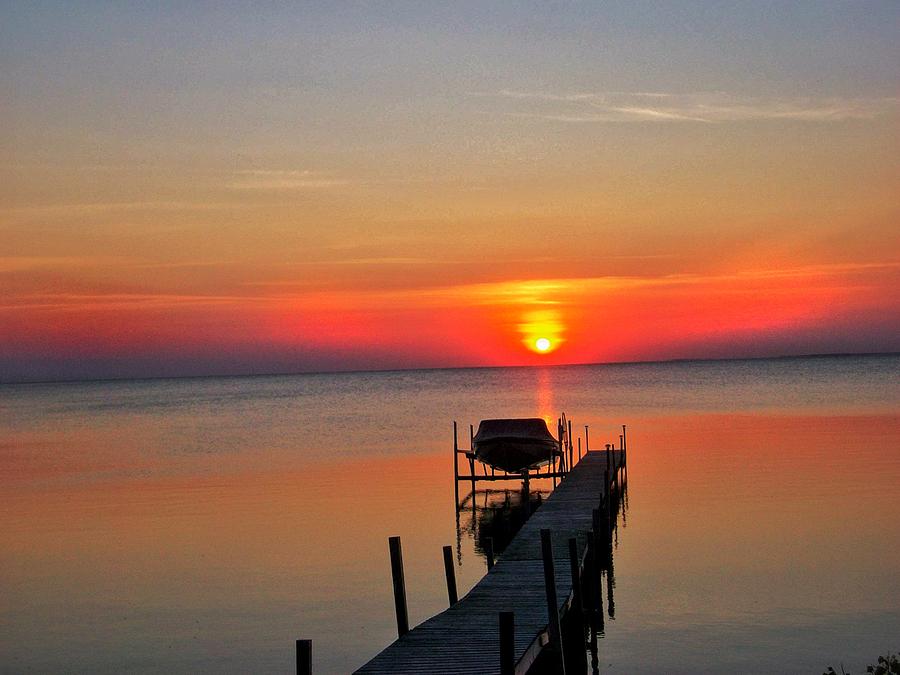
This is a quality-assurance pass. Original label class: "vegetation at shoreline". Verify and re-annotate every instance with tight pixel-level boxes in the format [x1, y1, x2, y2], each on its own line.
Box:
[824, 652, 899, 675]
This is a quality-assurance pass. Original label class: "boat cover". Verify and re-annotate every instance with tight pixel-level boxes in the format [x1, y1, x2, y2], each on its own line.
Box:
[473, 418, 558, 444]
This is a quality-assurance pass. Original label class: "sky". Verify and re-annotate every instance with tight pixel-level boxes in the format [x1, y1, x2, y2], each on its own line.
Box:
[2, 2, 898, 382]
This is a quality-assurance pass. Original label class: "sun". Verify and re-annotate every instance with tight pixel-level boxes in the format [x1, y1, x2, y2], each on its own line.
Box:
[534, 337, 552, 353]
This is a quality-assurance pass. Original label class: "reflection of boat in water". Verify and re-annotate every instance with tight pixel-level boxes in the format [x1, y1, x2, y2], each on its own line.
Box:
[472, 418, 562, 473]
[461, 487, 545, 558]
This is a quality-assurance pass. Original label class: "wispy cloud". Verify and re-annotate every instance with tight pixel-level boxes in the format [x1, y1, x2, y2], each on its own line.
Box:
[229, 169, 350, 190]
[0, 201, 238, 216]
[474, 90, 899, 123]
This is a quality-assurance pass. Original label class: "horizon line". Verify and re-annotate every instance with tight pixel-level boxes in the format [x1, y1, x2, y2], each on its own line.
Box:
[2, 350, 897, 388]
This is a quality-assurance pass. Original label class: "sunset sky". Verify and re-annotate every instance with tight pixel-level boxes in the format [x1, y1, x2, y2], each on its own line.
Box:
[2, 2, 898, 381]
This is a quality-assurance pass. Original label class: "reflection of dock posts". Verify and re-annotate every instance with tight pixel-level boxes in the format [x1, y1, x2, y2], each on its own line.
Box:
[442, 545, 458, 606]
[388, 536, 409, 637]
[606, 547, 616, 619]
[540, 529, 566, 674]
[296, 639, 311, 675]
[485, 536, 495, 570]
[499, 612, 515, 675]
[589, 508, 605, 633]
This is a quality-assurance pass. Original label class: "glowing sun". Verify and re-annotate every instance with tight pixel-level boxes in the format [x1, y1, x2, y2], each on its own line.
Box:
[534, 337, 552, 353]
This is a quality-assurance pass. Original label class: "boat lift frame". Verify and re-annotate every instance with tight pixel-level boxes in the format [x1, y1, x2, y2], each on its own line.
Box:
[454, 413, 601, 507]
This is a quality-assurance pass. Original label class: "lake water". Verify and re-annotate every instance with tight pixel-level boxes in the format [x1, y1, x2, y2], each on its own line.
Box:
[2, 354, 898, 673]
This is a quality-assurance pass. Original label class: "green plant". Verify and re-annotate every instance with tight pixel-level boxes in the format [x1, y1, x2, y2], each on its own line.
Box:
[823, 652, 900, 675]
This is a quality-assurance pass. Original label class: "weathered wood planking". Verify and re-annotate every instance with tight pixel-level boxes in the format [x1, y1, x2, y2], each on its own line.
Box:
[354, 450, 623, 675]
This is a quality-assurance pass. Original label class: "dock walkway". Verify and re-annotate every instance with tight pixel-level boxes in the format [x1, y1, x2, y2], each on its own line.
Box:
[355, 449, 623, 675]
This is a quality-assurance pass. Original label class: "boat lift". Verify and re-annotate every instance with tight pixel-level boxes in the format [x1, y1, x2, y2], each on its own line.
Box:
[453, 412, 586, 507]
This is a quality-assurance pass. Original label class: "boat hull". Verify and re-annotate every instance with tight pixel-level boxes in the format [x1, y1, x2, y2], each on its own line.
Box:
[473, 438, 560, 473]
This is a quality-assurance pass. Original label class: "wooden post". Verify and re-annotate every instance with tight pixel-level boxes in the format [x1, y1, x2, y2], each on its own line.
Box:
[584, 425, 590, 452]
[453, 422, 459, 507]
[388, 536, 409, 637]
[485, 536, 495, 570]
[442, 545, 458, 606]
[468, 423, 476, 493]
[499, 611, 515, 675]
[594, 533, 605, 632]
[557, 435, 563, 486]
[568, 537, 583, 611]
[604, 488, 614, 563]
[568, 419, 574, 469]
[540, 529, 566, 674]
[577, 437, 582, 460]
[296, 639, 311, 675]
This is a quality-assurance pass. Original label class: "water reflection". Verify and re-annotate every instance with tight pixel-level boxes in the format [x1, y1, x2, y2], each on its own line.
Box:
[455, 484, 550, 563]
[2, 355, 898, 673]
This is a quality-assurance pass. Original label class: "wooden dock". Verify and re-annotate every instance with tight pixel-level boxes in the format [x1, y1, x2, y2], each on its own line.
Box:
[354, 448, 624, 675]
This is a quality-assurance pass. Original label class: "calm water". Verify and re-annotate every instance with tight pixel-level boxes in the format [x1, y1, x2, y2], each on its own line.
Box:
[2, 355, 899, 673]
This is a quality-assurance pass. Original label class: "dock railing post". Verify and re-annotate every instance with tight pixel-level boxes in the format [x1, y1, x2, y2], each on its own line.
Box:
[442, 545, 458, 606]
[485, 536, 495, 570]
[584, 425, 590, 452]
[388, 536, 409, 637]
[577, 437, 582, 460]
[296, 639, 311, 675]
[468, 424, 476, 494]
[568, 419, 574, 469]
[540, 528, 567, 674]
[568, 537, 583, 615]
[499, 611, 515, 675]
[453, 422, 459, 507]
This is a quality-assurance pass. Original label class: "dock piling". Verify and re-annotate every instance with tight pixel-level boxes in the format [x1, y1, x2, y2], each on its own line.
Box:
[296, 639, 311, 675]
[388, 536, 409, 637]
[540, 528, 566, 674]
[499, 612, 515, 675]
[567, 537, 583, 613]
[453, 422, 459, 506]
[442, 545, 458, 606]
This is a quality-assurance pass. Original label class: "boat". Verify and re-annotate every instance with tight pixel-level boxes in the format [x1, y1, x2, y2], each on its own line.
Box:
[472, 418, 562, 473]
